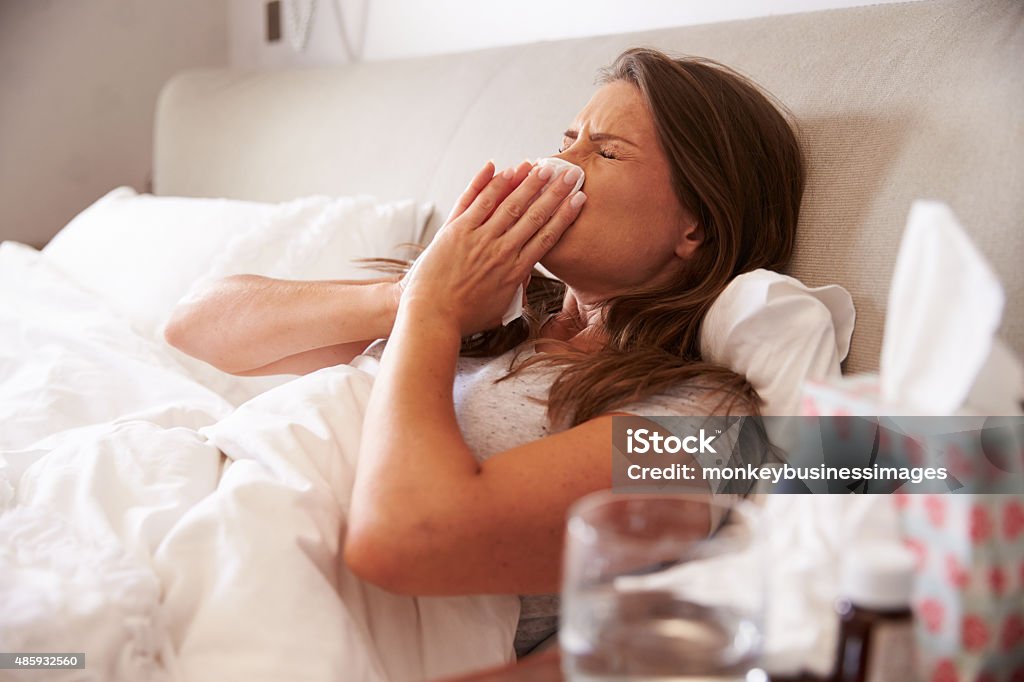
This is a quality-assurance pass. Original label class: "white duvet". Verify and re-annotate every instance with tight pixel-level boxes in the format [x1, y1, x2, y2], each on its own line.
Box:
[0, 242, 519, 681]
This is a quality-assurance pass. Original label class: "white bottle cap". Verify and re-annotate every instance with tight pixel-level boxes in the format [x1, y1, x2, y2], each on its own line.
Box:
[840, 540, 916, 610]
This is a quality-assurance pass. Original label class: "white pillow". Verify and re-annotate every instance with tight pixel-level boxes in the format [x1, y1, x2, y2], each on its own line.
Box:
[700, 269, 855, 416]
[44, 188, 432, 340]
[43, 188, 278, 338]
[200, 194, 433, 284]
[176, 195, 432, 406]
[42, 187, 432, 406]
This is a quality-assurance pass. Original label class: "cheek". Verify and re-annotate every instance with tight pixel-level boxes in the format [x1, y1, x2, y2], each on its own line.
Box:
[589, 181, 678, 251]
[581, 178, 636, 230]
[559, 167, 681, 257]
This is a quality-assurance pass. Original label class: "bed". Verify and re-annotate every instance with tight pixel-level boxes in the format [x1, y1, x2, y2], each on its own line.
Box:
[1, 1, 1021, 680]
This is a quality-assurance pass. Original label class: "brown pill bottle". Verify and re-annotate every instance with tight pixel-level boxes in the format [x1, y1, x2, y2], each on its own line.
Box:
[832, 541, 917, 682]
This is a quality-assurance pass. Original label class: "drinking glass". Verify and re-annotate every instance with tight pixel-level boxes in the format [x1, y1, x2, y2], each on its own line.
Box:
[560, 492, 764, 682]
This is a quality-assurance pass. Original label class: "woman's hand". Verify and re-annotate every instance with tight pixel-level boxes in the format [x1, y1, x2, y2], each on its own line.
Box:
[398, 159, 587, 335]
[393, 160, 527, 315]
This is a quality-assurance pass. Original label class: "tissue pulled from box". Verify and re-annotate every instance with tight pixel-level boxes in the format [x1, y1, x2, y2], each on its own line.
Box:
[880, 200, 1022, 414]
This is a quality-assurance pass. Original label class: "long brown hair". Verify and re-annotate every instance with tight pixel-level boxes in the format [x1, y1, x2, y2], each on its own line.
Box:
[366, 49, 805, 427]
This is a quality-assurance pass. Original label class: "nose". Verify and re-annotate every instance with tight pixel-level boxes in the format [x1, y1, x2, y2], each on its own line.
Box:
[552, 140, 584, 167]
[554, 152, 578, 170]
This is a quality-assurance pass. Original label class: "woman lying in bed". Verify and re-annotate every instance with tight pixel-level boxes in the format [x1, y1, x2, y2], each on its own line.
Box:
[164, 47, 804, 657]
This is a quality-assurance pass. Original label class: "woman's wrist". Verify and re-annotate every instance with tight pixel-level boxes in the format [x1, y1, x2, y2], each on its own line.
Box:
[374, 293, 463, 385]
[320, 279, 405, 342]
[397, 293, 458, 331]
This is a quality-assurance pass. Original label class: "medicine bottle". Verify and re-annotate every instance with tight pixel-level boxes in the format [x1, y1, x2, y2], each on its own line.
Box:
[832, 541, 917, 682]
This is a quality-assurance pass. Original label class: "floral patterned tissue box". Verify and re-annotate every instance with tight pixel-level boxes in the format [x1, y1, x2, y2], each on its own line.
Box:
[800, 374, 1024, 681]
[898, 494, 1024, 682]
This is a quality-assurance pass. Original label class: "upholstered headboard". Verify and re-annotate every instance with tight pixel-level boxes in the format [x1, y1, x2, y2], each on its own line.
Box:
[153, 0, 1023, 375]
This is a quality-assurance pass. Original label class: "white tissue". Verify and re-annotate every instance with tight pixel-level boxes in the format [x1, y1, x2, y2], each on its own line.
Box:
[757, 496, 905, 676]
[501, 158, 585, 326]
[880, 201, 1023, 414]
[502, 285, 525, 326]
[536, 157, 586, 194]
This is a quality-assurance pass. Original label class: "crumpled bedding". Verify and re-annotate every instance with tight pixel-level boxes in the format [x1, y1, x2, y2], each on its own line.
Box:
[0, 242, 519, 681]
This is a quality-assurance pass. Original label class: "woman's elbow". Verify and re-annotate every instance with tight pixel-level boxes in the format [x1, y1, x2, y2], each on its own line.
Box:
[163, 303, 199, 353]
[164, 276, 258, 370]
[163, 296, 237, 372]
[343, 521, 425, 596]
[343, 534, 406, 595]
[163, 305, 192, 348]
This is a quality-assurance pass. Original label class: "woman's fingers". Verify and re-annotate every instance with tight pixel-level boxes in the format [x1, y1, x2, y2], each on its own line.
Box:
[490, 160, 534, 218]
[447, 159, 536, 226]
[510, 160, 533, 188]
[517, 187, 587, 267]
[444, 160, 496, 224]
[457, 160, 536, 228]
[480, 164, 557, 236]
[496, 165, 583, 243]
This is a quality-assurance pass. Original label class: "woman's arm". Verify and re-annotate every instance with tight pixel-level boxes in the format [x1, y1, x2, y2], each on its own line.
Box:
[345, 160, 599, 595]
[164, 274, 400, 375]
[346, 303, 616, 595]
[164, 170, 496, 377]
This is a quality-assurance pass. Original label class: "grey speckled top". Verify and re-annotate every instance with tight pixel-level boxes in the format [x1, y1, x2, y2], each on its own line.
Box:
[356, 339, 710, 658]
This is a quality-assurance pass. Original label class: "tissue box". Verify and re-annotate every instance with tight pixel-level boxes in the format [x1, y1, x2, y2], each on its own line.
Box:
[801, 374, 883, 417]
[899, 495, 1024, 681]
[800, 375, 1023, 493]
[800, 375, 1024, 680]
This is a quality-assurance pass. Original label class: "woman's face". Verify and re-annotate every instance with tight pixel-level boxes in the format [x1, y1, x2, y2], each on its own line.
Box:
[540, 80, 700, 301]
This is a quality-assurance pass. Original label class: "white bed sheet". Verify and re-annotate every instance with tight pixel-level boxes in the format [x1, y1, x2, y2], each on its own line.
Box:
[0, 242, 518, 681]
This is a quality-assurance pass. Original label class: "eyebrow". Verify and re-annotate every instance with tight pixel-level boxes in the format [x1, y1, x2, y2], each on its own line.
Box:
[563, 129, 639, 147]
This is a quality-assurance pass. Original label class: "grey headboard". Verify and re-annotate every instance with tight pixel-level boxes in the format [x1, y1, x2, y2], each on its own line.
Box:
[154, 0, 1024, 375]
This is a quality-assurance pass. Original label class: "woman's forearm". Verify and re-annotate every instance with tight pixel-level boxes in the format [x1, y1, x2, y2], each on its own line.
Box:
[164, 274, 400, 373]
[346, 298, 481, 584]
[344, 161, 591, 594]
[358, 299, 477, 482]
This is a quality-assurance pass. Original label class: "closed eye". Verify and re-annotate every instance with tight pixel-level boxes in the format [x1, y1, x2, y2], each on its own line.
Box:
[560, 128, 635, 160]
[557, 143, 617, 160]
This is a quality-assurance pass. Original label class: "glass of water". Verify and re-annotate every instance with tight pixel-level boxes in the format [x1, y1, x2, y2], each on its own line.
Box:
[560, 492, 764, 681]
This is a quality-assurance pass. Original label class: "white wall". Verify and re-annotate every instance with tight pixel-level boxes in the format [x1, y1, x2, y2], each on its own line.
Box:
[0, 0, 229, 247]
[1, 0, 923, 247]
[228, 0, 922, 67]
